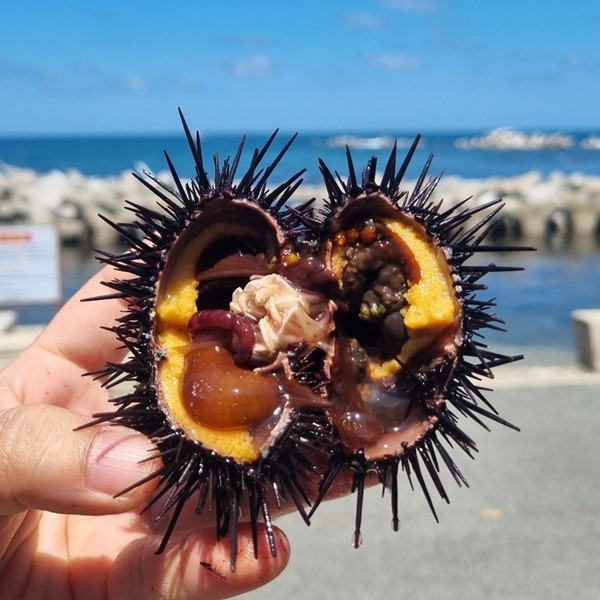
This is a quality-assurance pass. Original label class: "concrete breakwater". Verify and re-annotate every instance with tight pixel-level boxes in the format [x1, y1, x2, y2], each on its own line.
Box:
[1, 164, 600, 249]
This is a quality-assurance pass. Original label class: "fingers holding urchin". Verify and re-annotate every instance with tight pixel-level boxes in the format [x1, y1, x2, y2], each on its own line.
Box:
[109, 524, 290, 600]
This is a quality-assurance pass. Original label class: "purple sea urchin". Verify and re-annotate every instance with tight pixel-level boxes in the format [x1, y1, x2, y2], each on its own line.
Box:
[85, 113, 526, 569]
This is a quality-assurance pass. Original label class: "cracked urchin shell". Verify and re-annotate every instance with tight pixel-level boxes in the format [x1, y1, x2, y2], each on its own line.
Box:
[86, 111, 335, 570]
[307, 136, 528, 546]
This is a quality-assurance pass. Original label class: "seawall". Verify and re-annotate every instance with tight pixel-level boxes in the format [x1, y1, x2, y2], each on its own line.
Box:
[2, 165, 600, 249]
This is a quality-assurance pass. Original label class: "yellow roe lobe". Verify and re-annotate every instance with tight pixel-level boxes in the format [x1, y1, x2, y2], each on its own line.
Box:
[156, 279, 197, 330]
[155, 233, 200, 330]
[383, 218, 458, 331]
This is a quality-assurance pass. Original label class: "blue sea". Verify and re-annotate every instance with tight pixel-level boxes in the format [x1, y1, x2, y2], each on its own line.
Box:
[1, 129, 600, 183]
[1, 128, 600, 361]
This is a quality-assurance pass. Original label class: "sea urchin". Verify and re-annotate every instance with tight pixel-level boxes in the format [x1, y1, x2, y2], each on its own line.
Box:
[84, 112, 526, 569]
[307, 137, 525, 546]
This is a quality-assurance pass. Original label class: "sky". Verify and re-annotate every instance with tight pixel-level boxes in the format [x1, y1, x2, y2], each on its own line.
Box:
[1, 0, 599, 135]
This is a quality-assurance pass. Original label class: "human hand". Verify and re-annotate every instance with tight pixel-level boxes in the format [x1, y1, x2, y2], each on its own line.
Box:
[0, 266, 290, 600]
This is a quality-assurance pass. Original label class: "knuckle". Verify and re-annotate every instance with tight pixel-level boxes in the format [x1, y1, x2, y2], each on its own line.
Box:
[0, 406, 54, 513]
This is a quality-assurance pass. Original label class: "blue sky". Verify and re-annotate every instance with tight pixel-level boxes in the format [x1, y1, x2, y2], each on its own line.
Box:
[1, 0, 599, 134]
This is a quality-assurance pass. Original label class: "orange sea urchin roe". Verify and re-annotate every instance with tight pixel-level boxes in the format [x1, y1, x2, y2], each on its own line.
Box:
[181, 345, 279, 430]
[384, 218, 457, 331]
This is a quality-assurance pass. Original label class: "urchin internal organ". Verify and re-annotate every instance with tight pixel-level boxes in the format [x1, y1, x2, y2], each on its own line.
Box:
[88, 115, 524, 566]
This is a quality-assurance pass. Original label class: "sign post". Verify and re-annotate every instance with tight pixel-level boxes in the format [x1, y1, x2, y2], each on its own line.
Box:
[0, 225, 62, 307]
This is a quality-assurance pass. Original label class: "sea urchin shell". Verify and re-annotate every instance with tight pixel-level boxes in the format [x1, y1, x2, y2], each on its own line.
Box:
[85, 114, 527, 567]
[86, 111, 335, 570]
[308, 138, 526, 546]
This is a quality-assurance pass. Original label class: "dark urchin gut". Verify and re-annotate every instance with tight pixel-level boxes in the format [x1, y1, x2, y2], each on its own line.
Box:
[307, 136, 529, 547]
[84, 110, 333, 571]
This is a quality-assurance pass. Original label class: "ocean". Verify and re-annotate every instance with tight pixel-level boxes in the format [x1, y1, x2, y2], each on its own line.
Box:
[1, 129, 600, 183]
[1, 128, 599, 361]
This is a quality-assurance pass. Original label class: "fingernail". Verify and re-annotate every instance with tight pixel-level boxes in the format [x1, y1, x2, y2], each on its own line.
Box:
[87, 429, 154, 496]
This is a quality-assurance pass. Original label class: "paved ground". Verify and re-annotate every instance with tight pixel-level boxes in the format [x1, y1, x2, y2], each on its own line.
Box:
[1, 330, 599, 599]
[240, 359, 600, 600]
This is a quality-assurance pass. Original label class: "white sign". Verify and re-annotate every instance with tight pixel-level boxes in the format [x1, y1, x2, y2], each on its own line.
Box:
[0, 225, 62, 305]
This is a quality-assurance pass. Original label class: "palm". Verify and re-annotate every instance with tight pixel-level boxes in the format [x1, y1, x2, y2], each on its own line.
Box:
[0, 267, 289, 600]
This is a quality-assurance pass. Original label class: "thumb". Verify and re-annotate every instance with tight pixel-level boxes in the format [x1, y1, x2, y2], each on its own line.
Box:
[0, 404, 160, 516]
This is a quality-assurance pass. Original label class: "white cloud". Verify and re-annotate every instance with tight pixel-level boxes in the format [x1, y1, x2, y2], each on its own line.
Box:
[379, 0, 440, 13]
[370, 53, 421, 70]
[0, 60, 57, 86]
[125, 76, 146, 91]
[224, 55, 272, 77]
[343, 10, 383, 29]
